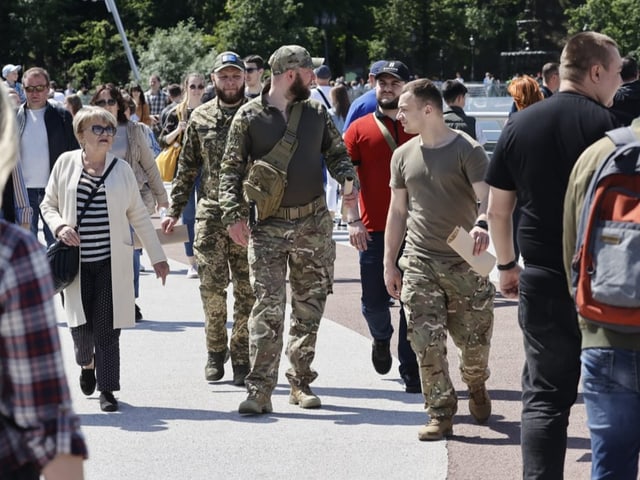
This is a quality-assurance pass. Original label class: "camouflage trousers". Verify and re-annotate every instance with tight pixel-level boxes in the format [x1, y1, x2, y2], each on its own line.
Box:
[194, 219, 253, 367]
[245, 208, 335, 397]
[399, 254, 495, 419]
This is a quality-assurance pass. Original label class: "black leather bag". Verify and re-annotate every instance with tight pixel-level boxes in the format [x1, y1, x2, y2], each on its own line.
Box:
[45, 158, 117, 294]
[47, 240, 80, 294]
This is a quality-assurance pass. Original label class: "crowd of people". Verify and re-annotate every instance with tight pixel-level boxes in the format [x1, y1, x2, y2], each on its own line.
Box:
[1, 30, 639, 479]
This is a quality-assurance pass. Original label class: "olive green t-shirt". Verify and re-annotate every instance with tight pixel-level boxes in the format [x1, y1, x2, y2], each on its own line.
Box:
[390, 132, 489, 258]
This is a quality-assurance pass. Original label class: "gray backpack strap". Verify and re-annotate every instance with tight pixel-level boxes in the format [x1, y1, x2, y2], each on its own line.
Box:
[605, 126, 638, 146]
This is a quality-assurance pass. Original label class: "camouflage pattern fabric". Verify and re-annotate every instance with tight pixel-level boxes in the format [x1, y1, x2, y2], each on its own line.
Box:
[168, 97, 252, 366]
[219, 98, 357, 227]
[399, 254, 495, 419]
[218, 95, 355, 397]
[244, 208, 336, 396]
[168, 98, 249, 222]
[194, 218, 252, 366]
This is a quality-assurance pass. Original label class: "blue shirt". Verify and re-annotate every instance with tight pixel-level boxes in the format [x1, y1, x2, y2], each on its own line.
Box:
[343, 89, 377, 133]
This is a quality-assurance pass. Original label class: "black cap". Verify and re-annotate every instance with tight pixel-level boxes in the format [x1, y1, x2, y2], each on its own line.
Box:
[374, 61, 410, 82]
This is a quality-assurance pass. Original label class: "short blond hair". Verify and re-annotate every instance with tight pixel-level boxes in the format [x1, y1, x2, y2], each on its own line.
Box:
[560, 31, 619, 84]
[72, 106, 117, 140]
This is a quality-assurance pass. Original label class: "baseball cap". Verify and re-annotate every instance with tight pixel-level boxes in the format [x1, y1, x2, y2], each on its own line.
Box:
[314, 65, 332, 80]
[213, 52, 245, 73]
[269, 45, 324, 75]
[374, 61, 411, 82]
[369, 60, 386, 77]
[2, 64, 21, 79]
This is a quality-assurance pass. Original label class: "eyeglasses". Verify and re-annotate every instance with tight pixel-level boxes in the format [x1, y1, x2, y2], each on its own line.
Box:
[189, 84, 205, 90]
[245, 68, 258, 73]
[89, 125, 117, 136]
[94, 98, 117, 107]
[25, 85, 48, 93]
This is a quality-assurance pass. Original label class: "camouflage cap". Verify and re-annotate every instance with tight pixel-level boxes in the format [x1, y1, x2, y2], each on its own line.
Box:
[213, 51, 245, 73]
[268, 45, 323, 75]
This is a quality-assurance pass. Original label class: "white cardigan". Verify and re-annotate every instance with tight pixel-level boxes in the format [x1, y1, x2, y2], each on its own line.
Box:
[41, 150, 167, 329]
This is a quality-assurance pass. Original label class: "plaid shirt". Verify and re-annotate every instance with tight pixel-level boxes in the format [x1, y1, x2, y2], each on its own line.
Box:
[145, 89, 169, 116]
[0, 220, 87, 473]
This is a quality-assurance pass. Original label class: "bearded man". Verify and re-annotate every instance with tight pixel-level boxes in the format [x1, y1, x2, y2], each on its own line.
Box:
[161, 52, 254, 386]
[219, 45, 359, 414]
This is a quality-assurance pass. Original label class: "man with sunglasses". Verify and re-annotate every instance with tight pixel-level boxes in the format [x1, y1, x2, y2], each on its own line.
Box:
[16, 67, 77, 245]
[162, 52, 254, 387]
[244, 54, 265, 99]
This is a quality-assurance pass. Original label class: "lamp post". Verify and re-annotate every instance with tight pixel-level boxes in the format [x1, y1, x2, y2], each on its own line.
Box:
[315, 11, 336, 65]
[439, 49, 444, 80]
[469, 35, 475, 82]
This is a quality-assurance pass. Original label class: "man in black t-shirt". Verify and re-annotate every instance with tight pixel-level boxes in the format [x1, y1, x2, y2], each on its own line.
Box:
[485, 31, 622, 479]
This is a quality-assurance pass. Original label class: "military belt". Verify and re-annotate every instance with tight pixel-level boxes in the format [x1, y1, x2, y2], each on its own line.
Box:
[272, 196, 325, 221]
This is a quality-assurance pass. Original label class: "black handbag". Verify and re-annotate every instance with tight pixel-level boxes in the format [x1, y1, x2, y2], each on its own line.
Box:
[47, 158, 117, 293]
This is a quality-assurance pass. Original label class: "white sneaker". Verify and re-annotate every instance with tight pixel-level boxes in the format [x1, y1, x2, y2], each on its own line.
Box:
[186, 264, 198, 279]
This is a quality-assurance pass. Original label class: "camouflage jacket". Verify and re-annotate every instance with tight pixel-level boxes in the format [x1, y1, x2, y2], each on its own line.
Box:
[168, 97, 248, 222]
[219, 95, 357, 226]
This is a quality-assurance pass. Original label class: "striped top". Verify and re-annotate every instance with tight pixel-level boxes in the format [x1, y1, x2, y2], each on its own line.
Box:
[77, 170, 111, 262]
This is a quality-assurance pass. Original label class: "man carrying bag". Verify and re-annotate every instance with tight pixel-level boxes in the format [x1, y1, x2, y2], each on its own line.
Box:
[219, 44, 359, 414]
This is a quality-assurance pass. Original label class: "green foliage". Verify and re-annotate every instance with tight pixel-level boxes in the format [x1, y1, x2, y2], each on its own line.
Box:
[137, 20, 217, 85]
[213, 0, 307, 59]
[566, 0, 640, 57]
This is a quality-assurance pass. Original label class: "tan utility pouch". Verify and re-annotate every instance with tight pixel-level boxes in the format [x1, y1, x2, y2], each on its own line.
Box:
[242, 103, 302, 222]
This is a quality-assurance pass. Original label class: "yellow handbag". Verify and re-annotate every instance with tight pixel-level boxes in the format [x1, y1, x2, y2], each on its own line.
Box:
[156, 141, 181, 182]
[155, 108, 183, 182]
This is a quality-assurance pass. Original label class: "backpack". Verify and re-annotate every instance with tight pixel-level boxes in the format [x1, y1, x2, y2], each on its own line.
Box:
[571, 126, 640, 332]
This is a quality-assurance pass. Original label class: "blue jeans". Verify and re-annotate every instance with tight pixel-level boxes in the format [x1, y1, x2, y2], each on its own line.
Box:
[182, 174, 200, 258]
[359, 232, 418, 378]
[582, 347, 640, 480]
[518, 289, 581, 480]
[28, 188, 54, 245]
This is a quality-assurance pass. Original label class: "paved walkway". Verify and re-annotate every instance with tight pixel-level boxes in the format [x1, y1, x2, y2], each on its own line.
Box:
[53, 223, 594, 479]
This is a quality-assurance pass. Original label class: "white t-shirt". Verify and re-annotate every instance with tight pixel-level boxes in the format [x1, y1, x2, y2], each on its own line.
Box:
[20, 107, 50, 189]
[310, 85, 333, 109]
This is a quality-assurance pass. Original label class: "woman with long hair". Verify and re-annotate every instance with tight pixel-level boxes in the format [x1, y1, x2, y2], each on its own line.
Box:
[325, 84, 351, 221]
[128, 83, 152, 126]
[158, 72, 205, 278]
[90, 84, 168, 320]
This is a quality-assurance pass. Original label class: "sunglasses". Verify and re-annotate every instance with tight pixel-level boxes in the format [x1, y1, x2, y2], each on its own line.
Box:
[245, 68, 258, 73]
[189, 84, 205, 90]
[25, 85, 48, 93]
[95, 98, 117, 107]
[89, 125, 117, 136]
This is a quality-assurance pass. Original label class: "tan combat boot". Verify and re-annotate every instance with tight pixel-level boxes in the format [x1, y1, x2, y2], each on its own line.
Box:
[289, 385, 322, 409]
[418, 417, 453, 441]
[238, 392, 272, 415]
[469, 383, 492, 424]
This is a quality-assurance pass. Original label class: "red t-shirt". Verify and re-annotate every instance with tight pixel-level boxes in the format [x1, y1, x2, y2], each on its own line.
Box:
[344, 111, 416, 231]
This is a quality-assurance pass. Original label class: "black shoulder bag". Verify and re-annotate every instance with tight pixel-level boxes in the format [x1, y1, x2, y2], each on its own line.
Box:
[47, 158, 117, 293]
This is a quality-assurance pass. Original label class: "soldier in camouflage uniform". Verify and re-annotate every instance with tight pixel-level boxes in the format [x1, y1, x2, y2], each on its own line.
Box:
[384, 79, 495, 441]
[161, 52, 253, 386]
[219, 45, 359, 415]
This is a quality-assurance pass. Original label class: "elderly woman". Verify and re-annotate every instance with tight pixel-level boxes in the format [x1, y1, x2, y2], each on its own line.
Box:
[91, 84, 168, 320]
[41, 106, 170, 412]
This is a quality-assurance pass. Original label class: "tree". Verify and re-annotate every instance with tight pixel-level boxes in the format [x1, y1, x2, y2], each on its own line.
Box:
[137, 20, 217, 85]
[212, 0, 307, 61]
[565, 0, 640, 57]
